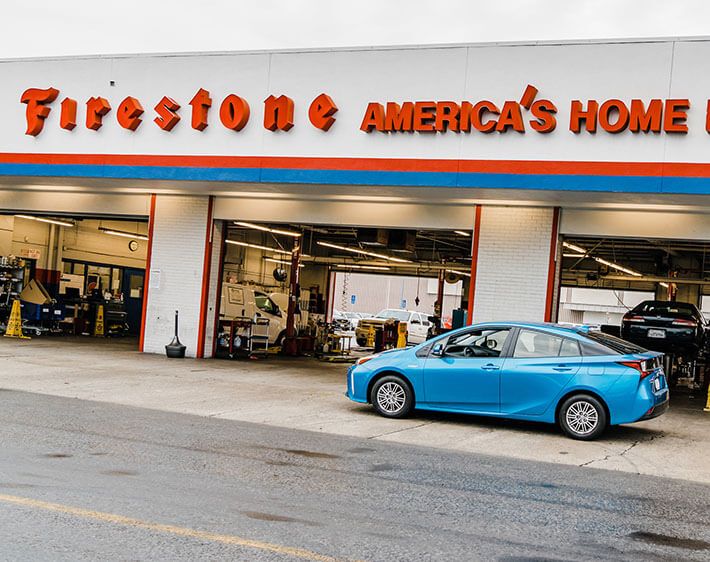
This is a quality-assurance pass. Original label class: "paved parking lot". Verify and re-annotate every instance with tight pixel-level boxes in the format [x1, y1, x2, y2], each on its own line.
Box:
[1, 337, 709, 484]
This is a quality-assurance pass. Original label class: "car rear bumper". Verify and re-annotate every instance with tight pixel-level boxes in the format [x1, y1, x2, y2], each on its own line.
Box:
[639, 398, 669, 420]
[622, 326, 701, 354]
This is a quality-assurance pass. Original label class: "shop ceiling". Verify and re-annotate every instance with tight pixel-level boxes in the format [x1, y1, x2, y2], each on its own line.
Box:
[227, 222, 473, 275]
[562, 235, 710, 291]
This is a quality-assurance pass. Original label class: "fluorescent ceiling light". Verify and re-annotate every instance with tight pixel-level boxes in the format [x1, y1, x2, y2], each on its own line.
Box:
[659, 282, 670, 288]
[235, 221, 301, 238]
[334, 264, 391, 271]
[562, 241, 587, 254]
[263, 257, 304, 268]
[226, 239, 291, 255]
[316, 241, 411, 263]
[593, 257, 642, 277]
[99, 227, 149, 241]
[446, 269, 471, 277]
[562, 241, 642, 277]
[16, 214, 74, 228]
[454, 230, 471, 237]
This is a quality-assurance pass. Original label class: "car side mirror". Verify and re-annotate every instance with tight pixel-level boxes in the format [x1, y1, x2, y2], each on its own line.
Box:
[431, 343, 444, 357]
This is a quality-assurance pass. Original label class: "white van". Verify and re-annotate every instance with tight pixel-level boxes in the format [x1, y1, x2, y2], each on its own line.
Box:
[220, 283, 286, 345]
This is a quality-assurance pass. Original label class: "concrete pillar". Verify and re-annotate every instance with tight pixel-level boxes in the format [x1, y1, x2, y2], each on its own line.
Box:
[674, 283, 701, 306]
[141, 195, 218, 358]
[471, 206, 558, 323]
[0, 215, 14, 255]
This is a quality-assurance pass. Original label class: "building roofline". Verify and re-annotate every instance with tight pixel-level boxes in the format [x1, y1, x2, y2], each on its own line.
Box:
[0, 35, 709, 64]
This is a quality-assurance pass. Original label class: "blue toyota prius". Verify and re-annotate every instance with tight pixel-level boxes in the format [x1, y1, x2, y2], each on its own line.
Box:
[346, 322, 669, 440]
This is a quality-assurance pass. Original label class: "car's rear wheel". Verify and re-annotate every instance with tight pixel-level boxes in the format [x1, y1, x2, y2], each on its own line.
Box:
[559, 395, 607, 440]
[370, 376, 413, 419]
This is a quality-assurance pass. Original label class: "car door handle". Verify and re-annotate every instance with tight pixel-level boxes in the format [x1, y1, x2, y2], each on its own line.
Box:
[481, 364, 500, 371]
[553, 365, 573, 372]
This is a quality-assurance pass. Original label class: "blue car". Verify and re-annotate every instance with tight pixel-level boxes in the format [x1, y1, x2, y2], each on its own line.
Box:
[346, 322, 669, 440]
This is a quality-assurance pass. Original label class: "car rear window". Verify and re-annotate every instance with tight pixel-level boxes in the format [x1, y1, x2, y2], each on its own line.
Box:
[578, 330, 647, 355]
[634, 302, 696, 316]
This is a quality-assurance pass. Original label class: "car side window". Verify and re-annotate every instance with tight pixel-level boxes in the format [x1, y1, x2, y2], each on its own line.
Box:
[445, 328, 510, 358]
[559, 338, 581, 357]
[513, 330, 564, 358]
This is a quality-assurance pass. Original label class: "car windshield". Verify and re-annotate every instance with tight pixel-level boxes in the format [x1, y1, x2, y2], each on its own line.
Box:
[375, 309, 410, 322]
[580, 330, 647, 355]
[255, 293, 279, 316]
[635, 301, 696, 317]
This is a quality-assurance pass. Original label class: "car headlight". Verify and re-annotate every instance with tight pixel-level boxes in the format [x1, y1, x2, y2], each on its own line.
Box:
[356, 355, 375, 366]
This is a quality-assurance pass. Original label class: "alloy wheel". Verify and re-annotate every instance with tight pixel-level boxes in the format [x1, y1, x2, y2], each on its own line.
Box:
[376, 382, 406, 414]
[565, 400, 599, 435]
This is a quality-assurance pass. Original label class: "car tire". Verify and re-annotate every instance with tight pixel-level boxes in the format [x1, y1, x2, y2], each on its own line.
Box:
[370, 375, 414, 419]
[275, 330, 286, 346]
[558, 395, 608, 440]
[356, 338, 367, 347]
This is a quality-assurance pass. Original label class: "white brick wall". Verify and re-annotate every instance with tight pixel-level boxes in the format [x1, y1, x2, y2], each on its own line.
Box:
[143, 195, 211, 357]
[472, 206, 555, 323]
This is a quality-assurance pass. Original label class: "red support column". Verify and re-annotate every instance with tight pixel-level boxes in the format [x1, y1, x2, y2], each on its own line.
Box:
[466, 205, 482, 325]
[544, 207, 561, 323]
[196, 196, 214, 358]
[138, 194, 157, 352]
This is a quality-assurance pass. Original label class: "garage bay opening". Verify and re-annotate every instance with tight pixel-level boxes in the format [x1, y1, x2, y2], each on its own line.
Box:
[214, 221, 473, 361]
[558, 234, 710, 393]
[0, 213, 148, 347]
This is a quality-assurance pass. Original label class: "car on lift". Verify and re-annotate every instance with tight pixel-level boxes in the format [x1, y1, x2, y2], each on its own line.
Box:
[355, 309, 431, 346]
[346, 322, 669, 440]
[621, 300, 707, 358]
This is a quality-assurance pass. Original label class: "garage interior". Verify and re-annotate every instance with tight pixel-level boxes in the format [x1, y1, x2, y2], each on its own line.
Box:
[0, 213, 148, 342]
[215, 219, 473, 359]
[559, 234, 710, 391]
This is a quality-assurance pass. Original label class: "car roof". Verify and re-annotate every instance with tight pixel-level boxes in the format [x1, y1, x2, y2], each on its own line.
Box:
[469, 321, 586, 338]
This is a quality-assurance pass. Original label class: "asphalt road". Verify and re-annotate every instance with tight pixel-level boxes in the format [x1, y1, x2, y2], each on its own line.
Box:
[0, 390, 709, 561]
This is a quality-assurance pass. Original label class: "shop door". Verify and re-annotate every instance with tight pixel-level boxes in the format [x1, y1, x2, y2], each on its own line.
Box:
[122, 268, 145, 335]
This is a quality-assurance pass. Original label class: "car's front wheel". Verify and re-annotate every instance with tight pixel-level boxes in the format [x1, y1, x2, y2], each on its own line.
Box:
[370, 376, 414, 419]
[559, 395, 608, 440]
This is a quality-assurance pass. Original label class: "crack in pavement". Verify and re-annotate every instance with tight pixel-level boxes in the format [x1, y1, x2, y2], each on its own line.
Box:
[367, 421, 435, 440]
[578, 431, 666, 469]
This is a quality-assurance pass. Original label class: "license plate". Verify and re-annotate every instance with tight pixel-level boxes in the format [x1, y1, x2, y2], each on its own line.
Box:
[648, 329, 666, 339]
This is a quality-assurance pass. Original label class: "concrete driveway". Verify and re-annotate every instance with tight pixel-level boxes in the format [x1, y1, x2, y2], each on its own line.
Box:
[1, 337, 709, 484]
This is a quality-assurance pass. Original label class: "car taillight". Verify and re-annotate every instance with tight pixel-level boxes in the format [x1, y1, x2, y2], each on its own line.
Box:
[672, 319, 697, 327]
[622, 315, 645, 323]
[356, 356, 375, 366]
[617, 360, 653, 379]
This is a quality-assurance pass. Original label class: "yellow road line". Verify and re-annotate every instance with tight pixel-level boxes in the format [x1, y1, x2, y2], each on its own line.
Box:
[0, 493, 354, 562]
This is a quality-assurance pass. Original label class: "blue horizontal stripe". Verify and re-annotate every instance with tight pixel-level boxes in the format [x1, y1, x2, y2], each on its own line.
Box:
[2, 162, 710, 194]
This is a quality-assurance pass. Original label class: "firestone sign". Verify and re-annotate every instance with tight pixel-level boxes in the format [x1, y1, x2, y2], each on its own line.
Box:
[19, 83, 704, 138]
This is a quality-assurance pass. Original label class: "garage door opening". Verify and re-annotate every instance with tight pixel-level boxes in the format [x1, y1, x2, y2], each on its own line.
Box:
[213, 220, 473, 359]
[558, 234, 710, 390]
[0, 213, 148, 346]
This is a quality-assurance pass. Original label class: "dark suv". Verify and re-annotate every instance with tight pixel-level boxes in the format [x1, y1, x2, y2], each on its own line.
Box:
[621, 300, 707, 358]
